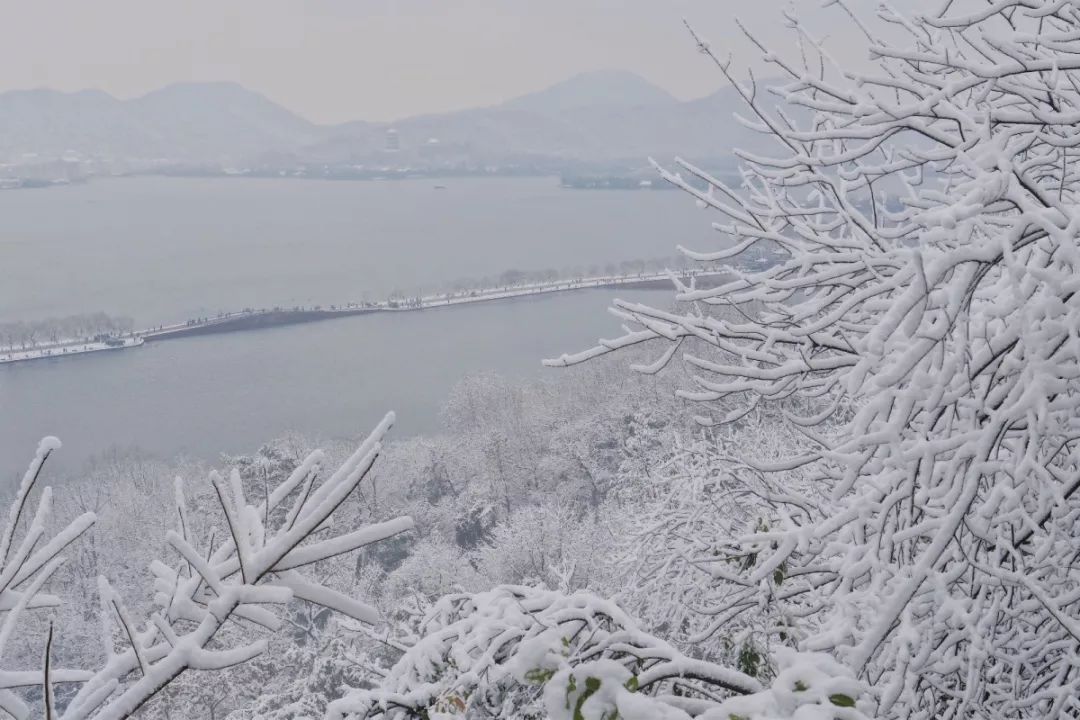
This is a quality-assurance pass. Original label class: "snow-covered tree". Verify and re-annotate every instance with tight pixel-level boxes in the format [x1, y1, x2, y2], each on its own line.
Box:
[327, 585, 874, 720]
[544, 1, 1080, 717]
[0, 414, 414, 718]
[609, 410, 817, 678]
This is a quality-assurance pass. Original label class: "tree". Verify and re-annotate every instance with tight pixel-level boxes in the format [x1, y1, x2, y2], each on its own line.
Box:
[327, 585, 873, 720]
[610, 411, 818, 678]
[544, 1, 1080, 717]
[0, 414, 414, 718]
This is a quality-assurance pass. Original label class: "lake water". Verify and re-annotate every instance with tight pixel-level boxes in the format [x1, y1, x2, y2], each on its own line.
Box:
[0, 176, 718, 480]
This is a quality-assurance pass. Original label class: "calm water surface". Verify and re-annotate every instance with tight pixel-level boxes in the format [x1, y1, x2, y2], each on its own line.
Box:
[0, 177, 717, 480]
[0, 176, 713, 325]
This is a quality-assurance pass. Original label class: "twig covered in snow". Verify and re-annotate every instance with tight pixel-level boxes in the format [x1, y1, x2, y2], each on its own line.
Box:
[327, 585, 767, 719]
[329, 585, 874, 720]
[0, 438, 96, 720]
[1, 415, 414, 719]
[547, 1, 1080, 717]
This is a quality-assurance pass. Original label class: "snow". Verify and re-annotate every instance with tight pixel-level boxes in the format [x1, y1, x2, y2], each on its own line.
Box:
[12, 414, 416, 719]
[0, 337, 143, 365]
[537, 3, 1080, 718]
[328, 585, 763, 719]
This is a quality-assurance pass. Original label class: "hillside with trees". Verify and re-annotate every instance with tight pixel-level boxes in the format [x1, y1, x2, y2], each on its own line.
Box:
[3, 1, 1080, 718]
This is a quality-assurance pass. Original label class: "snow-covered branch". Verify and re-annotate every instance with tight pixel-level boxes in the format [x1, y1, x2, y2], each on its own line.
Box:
[547, 1, 1080, 717]
[1, 415, 414, 718]
[0, 438, 95, 720]
[328, 585, 873, 719]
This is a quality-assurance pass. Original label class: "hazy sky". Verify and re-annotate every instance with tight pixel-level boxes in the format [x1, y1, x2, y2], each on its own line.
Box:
[1, 1, 885, 124]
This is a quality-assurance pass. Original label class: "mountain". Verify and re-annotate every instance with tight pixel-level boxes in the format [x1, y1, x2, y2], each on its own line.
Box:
[500, 70, 677, 113]
[309, 73, 766, 167]
[0, 82, 318, 164]
[127, 82, 320, 160]
[0, 89, 147, 161]
[0, 73, 769, 171]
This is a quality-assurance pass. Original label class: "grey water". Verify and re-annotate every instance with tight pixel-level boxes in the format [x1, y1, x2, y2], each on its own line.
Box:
[0, 176, 716, 480]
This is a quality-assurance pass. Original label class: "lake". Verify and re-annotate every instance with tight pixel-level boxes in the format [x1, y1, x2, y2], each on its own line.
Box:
[0, 176, 718, 480]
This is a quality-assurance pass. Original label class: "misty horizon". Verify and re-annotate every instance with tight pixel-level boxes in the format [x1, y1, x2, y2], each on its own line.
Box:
[0, 0, 900, 123]
[0, 69, 727, 127]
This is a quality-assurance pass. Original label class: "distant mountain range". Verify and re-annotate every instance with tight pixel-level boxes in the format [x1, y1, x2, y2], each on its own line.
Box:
[0, 70, 769, 173]
[0, 83, 318, 164]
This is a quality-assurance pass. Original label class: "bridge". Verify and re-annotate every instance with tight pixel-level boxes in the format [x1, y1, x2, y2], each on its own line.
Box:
[1, 269, 727, 365]
[136, 269, 727, 341]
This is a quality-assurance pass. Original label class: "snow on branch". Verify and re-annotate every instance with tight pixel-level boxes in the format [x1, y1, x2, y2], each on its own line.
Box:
[0, 438, 95, 720]
[547, 1, 1080, 717]
[1, 415, 414, 718]
[327, 585, 873, 720]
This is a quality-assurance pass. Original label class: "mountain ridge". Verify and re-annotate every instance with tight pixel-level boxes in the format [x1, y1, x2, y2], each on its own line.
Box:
[0, 72, 761, 170]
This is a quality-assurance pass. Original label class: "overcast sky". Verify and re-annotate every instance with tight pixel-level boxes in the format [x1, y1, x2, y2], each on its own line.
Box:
[0, 1, 885, 124]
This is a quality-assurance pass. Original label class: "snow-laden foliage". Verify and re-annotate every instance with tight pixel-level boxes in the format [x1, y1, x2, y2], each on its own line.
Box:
[344, 363, 683, 619]
[327, 585, 755, 719]
[545, 1, 1080, 717]
[327, 585, 874, 720]
[612, 412, 820, 677]
[0, 437, 95, 720]
[0, 415, 413, 718]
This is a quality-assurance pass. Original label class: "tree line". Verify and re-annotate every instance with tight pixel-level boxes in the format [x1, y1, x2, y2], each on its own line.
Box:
[0, 312, 134, 350]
